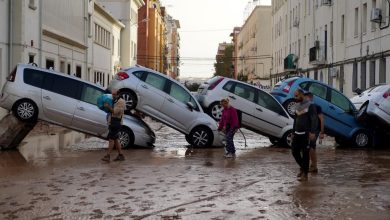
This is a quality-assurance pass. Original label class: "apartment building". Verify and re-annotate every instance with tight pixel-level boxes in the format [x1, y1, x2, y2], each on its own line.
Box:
[165, 14, 181, 79]
[230, 27, 241, 79]
[272, 0, 390, 97]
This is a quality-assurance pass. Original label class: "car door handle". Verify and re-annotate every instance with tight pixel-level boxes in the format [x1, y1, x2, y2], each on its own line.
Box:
[141, 84, 148, 89]
[256, 107, 263, 112]
[77, 107, 85, 111]
[167, 98, 174, 103]
[329, 105, 335, 110]
[229, 95, 236, 100]
[43, 96, 51, 100]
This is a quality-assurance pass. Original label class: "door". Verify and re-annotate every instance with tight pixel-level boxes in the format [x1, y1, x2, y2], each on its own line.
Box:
[327, 89, 356, 136]
[161, 82, 200, 133]
[228, 82, 258, 129]
[41, 74, 80, 126]
[136, 72, 167, 120]
[254, 89, 291, 137]
[72, 84, 107, 136]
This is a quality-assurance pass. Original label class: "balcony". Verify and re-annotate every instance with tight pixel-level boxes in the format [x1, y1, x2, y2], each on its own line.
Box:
[309, 41, 326, 65]
[284, 54, 297, 71]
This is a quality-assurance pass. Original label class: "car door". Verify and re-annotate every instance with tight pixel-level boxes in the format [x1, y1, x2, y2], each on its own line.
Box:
[160, 81, 200, 133]
[72, 84, 107, 136]
[136, 71, 167, 119]
[254, 89, 291, 137]
[305, 82, 331, 130]
[227, 82, 258, 129]
[327, 88, 357, 136]
[41, 74, 80, 126]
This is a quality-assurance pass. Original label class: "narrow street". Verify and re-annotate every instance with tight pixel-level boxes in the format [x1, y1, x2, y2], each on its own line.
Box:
[1, 121, 390, 220]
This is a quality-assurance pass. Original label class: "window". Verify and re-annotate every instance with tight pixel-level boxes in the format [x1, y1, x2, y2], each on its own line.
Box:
[354, 8, 359, 37]
[232, 83, 256, 102]
[370, 60, 376, 87]
[60, 61, 65, 73]
[330, 21, 333, 47]
[67, 63, 71, 75]
[132, 71, 145, 80]
[94, 23, 111, 49]
[222, 81, 234, 92]
[76, 65, 82, 78]
[330, 90, 351, 112]
[361, 61, 367, 90]
[169, 83, 192, 104]
[299, 82, 309, 89]
[46, 59, 54, 69]
[28, 54, 35, 64]
[379, 58, 386, 83]
[29, 0, 37, 10]
[45, 75, 80, 99]
[363, 3, 367, 34]
[341, 15, 345, 42]
[372, 0, 377, 31]
[308, 83, 327, 99]
[352, 62, 358, 91]
[257, 90, 285, 116]
[340, 65, 344, 93]
[144, 73, 166, 91]
[23, 69, 44, 88]
[81, 85, 104, 105]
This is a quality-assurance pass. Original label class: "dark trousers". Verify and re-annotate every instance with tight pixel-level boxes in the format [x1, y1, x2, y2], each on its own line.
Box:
[292, 133, 310, 174]
[226, 129, 236, 154]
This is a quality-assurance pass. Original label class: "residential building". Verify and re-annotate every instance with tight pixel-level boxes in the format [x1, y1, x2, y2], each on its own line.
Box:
[230, 27, 241, 79]
[97, 0, 145, 67]
[91, 2, 124, 87]
[137, 0, 166, 73]
[237, 6, 272, 86]
[165, 14, 181, 79]
[272, 0, 390, 97]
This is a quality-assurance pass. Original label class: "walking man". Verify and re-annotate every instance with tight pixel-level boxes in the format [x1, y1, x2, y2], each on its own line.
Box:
[102, 89, 126, 162]
[292, 89, 318, 181]
[218, 98, 240, 158]
[304, 92, 325, 173]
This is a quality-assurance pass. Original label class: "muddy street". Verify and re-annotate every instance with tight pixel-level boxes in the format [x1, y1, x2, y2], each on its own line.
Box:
[1, 122, 390, 220]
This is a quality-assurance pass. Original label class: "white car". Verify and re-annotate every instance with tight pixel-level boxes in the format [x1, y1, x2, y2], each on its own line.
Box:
[107, 65, 223, 148]
[197, 76, 294, 147]
[0, 64, 155, 148]
[351, 84, 390, 126]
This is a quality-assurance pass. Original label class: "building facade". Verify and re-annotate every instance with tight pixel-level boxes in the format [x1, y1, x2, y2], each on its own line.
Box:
[230, 27, 241, 80]
[237, 6, 273, 86]
[97, 0, 145, 68]
[165, 14, 180, 79]
[272, 0, 390, 97]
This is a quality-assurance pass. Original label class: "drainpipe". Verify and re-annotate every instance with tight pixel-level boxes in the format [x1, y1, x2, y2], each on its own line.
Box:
[8, 0, 13, 73]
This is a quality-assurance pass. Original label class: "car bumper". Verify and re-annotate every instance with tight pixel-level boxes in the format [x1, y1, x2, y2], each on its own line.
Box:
[211, 129, 225, 147]
[0, 92, 16, 110]
[134, 131, 156, 148]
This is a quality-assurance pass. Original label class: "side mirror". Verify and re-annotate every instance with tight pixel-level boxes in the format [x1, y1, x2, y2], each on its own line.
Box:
[186, 102, 195, 111]
[354, 88, 363, 95]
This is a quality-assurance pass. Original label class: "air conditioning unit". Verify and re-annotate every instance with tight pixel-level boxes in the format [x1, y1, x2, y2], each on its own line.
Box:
[371, 8, 382, 23]
[293, 18, 299, 27]
[322, 0, 332, 6]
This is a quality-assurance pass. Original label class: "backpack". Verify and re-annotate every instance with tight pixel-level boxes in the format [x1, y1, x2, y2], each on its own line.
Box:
[97, 94, 113, 113]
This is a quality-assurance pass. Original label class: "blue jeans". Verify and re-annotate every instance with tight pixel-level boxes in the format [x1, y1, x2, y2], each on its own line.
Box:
[226, 129, 236, 154]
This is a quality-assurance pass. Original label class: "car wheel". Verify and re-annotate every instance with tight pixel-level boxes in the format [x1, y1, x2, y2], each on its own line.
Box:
[352, 130, 371, 148]
[189, 127, 213, 147]
[119, 91, 137, 111]
[13, 99, 38, 122]
[208, 102, 223, 121]
[118, 127, 134, 149]
[185, 135, 191, 145]
[357, 102, 368, 123]
[283, 99, 297, 117]
[281, 130, 294, 147]
[269, 137, 279, 146]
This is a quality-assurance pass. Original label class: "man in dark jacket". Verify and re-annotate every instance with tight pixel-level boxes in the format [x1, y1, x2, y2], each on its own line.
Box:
[292, 89, 318, 181]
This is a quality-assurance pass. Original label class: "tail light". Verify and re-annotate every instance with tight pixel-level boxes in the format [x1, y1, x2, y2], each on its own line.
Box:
[7, 67, 16, 82]
[383, 88, 390, 98]
[116, 72, 129, 80]
[282, 79, 297, 93]
[208, 77, 224, 90]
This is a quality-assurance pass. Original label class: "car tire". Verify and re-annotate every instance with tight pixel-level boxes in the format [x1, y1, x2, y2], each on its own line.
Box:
[280, 130, 294, 147]
[269, 137, 279, 146]
[335, 137, 346, 146]
[188, 126, 213, 147]
[283, 99, 298, 117]
[119, 90, 137, 111]
[357, 102, 369, 124]
[351, 130, 371, 148]
[118, 127, 134, 149]
[208, 102, 223, 121]
[13, 99, 38, 122]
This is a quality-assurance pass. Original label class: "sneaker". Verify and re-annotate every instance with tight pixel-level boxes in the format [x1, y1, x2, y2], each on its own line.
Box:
[309, 167, 318, 173]
[114, 154, 125, 161]
[298, 173, 308, 181]
[101, 154, 110, 162]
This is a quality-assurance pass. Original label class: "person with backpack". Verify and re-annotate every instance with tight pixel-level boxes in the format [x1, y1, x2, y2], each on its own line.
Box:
[218, 98, 240, 158]
[101, 89, 126, 162]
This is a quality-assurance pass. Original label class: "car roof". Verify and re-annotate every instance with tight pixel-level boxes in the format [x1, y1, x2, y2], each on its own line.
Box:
[214, 76, 271, 93]
[17, 63, 105, 90]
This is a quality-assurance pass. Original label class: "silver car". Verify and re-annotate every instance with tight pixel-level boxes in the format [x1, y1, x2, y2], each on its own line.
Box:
[351, 84, 390, 126]
[0, 64, 155, 148]
[107, 65, 223, 148]
[197, 76, 294, 147]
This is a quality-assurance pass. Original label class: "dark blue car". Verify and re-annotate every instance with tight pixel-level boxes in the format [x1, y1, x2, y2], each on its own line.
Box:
[271, 76, 372, 147]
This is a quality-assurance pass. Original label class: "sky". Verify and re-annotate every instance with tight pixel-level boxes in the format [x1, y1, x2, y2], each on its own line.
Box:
[160, 0, 272, 79]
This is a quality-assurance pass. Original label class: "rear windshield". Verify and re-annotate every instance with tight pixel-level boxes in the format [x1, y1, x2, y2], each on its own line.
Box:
[205, 76, 221, 85]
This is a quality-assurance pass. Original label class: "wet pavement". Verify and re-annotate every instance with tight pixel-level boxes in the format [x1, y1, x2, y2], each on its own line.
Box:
[1, 121, 390, 219]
